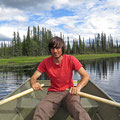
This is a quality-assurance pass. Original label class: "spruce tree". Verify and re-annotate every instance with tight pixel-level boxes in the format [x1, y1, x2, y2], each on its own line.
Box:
[16, 32, 22, 56]
[11, 32, 17, 56]
[79, 35, 82, 54]
[66, 36, 71, 54]
[26, 27, 32, 56]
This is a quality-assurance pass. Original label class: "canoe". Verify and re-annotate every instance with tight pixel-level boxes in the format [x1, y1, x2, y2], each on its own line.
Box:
[0, 79, 120, 120]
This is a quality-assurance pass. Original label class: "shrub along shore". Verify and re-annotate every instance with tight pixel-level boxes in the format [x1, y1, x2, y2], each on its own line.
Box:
[0, 53, 120, 67]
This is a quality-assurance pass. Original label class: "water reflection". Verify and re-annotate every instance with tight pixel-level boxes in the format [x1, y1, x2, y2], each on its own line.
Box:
[81, 57, 120, 80]
[0, 57, 120, 102]
[81, 57, 120, 102]
[0, 64, 36, 99]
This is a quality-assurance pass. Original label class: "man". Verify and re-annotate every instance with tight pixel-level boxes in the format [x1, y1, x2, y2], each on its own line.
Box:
[30, 36, 91, 120]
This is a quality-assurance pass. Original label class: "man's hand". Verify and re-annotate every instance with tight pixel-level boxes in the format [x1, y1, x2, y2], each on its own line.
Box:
[32, 82, 43, 91]
[69, 87, 81, 95]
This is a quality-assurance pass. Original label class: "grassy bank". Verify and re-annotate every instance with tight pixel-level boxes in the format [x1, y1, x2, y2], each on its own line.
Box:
[74, 53, 120, 60]
[0, 53, 120, 67]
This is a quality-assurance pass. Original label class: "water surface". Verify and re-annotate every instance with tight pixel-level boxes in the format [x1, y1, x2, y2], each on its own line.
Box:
[0, 57, 120, 103]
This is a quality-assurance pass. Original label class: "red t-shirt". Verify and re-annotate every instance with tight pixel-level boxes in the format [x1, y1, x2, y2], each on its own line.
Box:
[37, 54, 82, 91]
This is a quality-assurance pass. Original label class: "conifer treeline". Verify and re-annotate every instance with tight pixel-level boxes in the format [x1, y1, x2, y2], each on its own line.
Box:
[0, 26, 120, 57]
[67, 33, 120, 54]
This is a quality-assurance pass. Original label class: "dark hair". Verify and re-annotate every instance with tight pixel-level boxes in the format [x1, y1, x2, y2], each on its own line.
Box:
[48, 36, 66, 54]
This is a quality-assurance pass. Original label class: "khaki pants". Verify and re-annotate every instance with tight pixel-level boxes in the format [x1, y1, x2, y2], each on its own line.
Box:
[33, 91, 91, 120]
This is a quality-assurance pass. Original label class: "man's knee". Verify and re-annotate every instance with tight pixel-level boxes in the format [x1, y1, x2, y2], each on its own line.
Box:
[66, 94, 81, 105]
[65, 95, 91, 120]
[33, 100, 60, 120]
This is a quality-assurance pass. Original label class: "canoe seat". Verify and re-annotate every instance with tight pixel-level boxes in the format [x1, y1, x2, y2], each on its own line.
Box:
[17, 98, 40, 109]
[52, 98, 98, 120]
[81, 98, 98, 119]
[17, 97, 98, 119]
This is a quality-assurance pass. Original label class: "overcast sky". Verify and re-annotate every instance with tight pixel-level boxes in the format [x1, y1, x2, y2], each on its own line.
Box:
[0, 0, 120, 42]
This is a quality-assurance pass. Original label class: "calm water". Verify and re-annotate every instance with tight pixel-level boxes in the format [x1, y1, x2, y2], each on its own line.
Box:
[0, 57, 120, 103]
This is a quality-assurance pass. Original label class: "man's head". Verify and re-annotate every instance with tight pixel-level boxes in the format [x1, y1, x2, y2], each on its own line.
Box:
[48, 36, 66, 56]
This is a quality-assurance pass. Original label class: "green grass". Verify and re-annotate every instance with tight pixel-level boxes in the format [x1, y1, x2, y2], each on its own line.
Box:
[74, 53, 120, 60]
[0, 53, 120, 67]
[0, 56, 49, 67]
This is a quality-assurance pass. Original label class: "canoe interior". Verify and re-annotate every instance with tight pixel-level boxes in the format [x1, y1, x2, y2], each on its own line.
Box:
[0, 79, 120, 120]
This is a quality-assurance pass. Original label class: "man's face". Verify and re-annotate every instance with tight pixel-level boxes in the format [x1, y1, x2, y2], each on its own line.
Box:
[50, 46, 62, 58]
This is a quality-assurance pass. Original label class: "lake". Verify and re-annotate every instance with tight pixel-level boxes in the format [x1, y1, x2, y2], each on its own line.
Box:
[0, 57, 120, 103]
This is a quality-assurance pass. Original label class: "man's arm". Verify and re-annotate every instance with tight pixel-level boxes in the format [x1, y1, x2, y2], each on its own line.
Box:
[69, 67, 90, 95]
[30, 70, 43, 91]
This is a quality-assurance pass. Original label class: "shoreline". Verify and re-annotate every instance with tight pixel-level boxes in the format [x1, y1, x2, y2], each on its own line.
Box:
[0, 53, 120, 67]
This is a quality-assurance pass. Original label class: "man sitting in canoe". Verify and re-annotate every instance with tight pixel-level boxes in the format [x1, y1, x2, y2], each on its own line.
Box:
[30, 36, 91, 120]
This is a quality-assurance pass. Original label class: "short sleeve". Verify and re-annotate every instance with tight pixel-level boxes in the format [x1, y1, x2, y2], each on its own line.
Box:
[71, 56, 82, 71]
[37, 60, 46, 73]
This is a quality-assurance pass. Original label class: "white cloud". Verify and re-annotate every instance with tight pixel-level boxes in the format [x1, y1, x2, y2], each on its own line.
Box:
[0, 7, 28, 22]
[0, 25, 27, 41]
[45, 19, 59, 26]
[106, 0, 120, 8]
[0, 26, 15, 38]
[83, 3, 120, 39]
[61, 0, 120, 40]
[0, 0, 120, 42]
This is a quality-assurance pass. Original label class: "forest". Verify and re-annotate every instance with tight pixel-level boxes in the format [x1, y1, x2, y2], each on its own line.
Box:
[0, 25, 120, 57]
